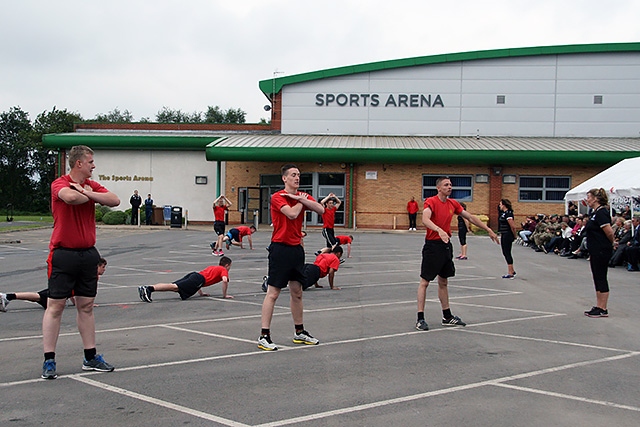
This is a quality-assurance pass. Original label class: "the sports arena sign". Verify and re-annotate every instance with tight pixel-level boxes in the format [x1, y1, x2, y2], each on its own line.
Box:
[315, 93, 444, 108]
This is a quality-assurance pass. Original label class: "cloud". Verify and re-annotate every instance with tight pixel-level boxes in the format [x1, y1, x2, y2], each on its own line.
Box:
[1, 0, 639, 123]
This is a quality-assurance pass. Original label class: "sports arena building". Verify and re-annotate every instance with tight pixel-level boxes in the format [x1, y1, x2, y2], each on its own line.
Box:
[44, 42, 640, 229]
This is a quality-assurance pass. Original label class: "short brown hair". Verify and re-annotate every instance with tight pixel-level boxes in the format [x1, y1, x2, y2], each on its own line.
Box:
[68, 145, 93, 168]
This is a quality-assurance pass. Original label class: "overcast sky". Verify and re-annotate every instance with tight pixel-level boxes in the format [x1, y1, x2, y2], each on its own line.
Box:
[1, 0, 639, 124]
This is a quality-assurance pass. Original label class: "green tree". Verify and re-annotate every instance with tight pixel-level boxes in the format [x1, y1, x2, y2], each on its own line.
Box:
[156, 107, 202, 123]
[30, 107, 83, 212]
[204, 106, 246, 124]
[0, 107, 36, 212]
[93, 108, 134, 123]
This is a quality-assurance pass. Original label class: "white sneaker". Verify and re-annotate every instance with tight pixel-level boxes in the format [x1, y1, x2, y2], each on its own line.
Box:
[292, 330, 319, 345]
[258, 336, 278, 351]
[0, 293, 9, 312]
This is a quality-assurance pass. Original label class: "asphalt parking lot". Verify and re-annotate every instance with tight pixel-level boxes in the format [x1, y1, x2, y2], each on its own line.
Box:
[1, 225, 639, 426]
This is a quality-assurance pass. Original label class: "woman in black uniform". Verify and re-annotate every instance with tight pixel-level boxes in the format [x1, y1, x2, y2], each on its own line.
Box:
[583, 188, 615, 317]
[498, 199, 518, 279]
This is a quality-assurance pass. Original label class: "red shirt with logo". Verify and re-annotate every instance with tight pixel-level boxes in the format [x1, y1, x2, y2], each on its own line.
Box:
[199, 265, 229, 287]
[49, 175, 108, 250]
[423, 196, 463, 241]
[270, 190, 315, 246]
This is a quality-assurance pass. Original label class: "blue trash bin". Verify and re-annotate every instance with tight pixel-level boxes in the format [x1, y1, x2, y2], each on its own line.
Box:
[163, 205, 172, 225]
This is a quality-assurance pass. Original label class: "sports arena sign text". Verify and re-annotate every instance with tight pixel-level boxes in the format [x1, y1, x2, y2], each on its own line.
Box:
[315, 93, 444, 108]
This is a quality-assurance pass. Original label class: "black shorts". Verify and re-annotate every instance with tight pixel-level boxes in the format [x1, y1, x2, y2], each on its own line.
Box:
[213, 221, 225, 236]
[37, 289, 50, 309]
[174, 272, 206, 300]
[302, 264, 321, 290]
[267, 243, 305, 289]
[226, 229, 241, 242]
[48, 247, 100, 299]
[420, 240, 455, 282]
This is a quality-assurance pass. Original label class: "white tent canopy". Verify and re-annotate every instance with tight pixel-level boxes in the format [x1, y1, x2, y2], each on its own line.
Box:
[565, 157, 640, 201]
[564, 156, 640, 217]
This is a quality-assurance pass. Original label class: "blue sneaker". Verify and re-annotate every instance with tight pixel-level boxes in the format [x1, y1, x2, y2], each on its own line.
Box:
[82, 354, 115, 372]
[42, 359, 57, 379]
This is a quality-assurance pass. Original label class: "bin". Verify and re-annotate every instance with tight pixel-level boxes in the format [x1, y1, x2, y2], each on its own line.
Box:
[152, 207, 164, 225]
[170, 206, 182, 228]
[163, 205, 172, 225]
[469, 214, 489, 233]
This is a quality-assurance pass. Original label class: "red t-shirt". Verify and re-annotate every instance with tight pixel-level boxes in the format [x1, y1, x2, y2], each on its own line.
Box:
[213, 205, 227, 222]
[199, 265, 229, 287]
[49, 175, 108, 250]
[314, 253, 340, 277]
[407, 200, 419, 214]
[424, 196, 463, 241]
[237, 226, 252, 240]
[336, 235, 352, 245]
[322, 206, 336, 229]
[270, 190, 315, 246]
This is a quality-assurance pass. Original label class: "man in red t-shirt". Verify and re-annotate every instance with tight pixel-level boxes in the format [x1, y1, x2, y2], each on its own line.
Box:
[42, 145, 120, 380]
[307, 246, 343, 290]
[407, 196, 419, 231]
[335, 235, 354, 258]
[138, 256, 232, 301]
[415, 176, 498, 332]
[222, 225, 256, 250]
[258, 164, 325, 351]
[262, 246, 344, 292]
[320, 193, 341, 248]
[210, 195, 232, 256]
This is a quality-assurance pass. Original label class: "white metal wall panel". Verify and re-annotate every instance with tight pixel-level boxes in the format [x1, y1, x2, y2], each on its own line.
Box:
[281, 52, 640, 137]
[92, 150, 219, 222]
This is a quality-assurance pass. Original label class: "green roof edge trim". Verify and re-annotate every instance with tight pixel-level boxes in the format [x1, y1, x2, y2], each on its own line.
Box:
[258, 42, 640, 97]
[205, 146, 640, 166]
[43, 133, 221, 150]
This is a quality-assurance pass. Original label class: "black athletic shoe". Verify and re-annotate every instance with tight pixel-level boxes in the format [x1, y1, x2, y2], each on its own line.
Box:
[584, 306, 608, 317]
[261, 276, 268, 292]
[138, 285, 152, 302]
[415, 319, 429, 331]
[442, 315, 467, 326]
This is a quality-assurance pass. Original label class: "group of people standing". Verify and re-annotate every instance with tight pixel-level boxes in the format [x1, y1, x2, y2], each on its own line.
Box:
[24, 143, 622, 380]
[129, 190, 154, 225]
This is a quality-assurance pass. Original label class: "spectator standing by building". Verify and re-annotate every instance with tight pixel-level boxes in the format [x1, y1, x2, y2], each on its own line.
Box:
[129, 190, 142, 225]
[258, 164, 325, 351]
[144, 194, 154, 225]
[416, 177, 499, 331]
[42, 145, 120, 379]
[583, 188, 615, 317]
[407, 196, 419, 231]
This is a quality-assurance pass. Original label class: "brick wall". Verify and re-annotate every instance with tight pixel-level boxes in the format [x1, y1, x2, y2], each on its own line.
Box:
[223, 161, 606, 230]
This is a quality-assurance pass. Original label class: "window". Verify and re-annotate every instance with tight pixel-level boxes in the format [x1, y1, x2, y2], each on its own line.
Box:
[422, 175, 472, 201]
[594, 95, 603, 105]
[260, 173, 312, 186]
[496, 95, 506, 104]
[519, 176, 570, 202]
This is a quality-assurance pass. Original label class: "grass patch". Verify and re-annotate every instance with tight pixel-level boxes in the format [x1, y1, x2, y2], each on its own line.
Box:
[3, 215, 53, 223]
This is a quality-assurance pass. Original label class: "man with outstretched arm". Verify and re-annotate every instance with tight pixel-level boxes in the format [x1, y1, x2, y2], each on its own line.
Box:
[416, 176, 499, 331]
